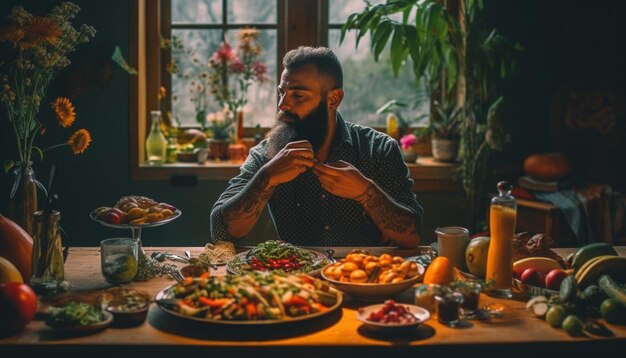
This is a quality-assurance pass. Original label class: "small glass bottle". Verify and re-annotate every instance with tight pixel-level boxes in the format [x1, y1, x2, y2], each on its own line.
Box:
[31, 210, 66, 295]
[485, 181, 517, 298]
[386, 113, 399, 141]
[145, 110, 167, 165]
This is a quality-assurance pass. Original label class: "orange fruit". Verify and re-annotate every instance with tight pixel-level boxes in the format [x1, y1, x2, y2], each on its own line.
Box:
[423, 256, 454, 285]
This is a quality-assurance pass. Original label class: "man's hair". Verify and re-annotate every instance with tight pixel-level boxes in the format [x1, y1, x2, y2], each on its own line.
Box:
[282, 46, 343, 89]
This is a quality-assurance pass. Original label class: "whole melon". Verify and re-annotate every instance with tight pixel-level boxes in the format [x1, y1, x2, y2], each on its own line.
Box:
[465, 236, 490, 278]
[0, 214, 33, 283]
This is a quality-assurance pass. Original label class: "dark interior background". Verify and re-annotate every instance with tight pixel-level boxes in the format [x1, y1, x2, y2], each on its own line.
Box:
[1, 0, 624, 248]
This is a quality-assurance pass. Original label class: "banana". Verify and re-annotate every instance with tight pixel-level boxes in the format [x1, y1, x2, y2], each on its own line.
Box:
[574, 255, 616, 282]
[576, 256, 626, 289]
[513, 257, 562, 275]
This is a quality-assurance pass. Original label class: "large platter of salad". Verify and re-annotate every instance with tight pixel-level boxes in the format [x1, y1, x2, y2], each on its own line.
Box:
[226, 240, 334, 276]
[155, 271, 342, 325]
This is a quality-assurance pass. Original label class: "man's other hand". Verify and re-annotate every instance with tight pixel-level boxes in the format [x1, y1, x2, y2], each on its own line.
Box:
[311, 160, 371, 199]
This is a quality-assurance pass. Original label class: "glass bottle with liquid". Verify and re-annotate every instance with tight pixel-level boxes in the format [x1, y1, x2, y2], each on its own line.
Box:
[485, 181, 517, 298]
[386, 113, 399, 141]
[146, 110, 167, 165]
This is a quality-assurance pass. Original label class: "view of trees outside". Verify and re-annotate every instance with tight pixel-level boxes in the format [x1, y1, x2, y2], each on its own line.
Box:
[170, 0, 428, 128]
[171, 0, 277, 127]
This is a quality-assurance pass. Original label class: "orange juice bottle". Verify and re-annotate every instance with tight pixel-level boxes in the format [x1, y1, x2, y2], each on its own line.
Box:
[486, 181, 517, 298]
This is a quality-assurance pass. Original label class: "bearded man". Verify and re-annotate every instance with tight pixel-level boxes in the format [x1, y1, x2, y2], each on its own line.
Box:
[210, 46, 423, 247]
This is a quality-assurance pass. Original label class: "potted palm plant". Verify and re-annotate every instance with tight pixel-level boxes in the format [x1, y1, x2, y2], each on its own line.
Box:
[416, 100, 463, 162]
[342, 0, 520, 229]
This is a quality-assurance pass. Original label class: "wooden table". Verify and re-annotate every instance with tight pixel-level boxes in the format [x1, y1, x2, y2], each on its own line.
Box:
[1, 246, 625, 358]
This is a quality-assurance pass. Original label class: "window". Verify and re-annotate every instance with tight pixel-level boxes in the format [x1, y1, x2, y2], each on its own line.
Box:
[168, 0, 278, 128]
[132, 0, 434, 180]
[327, 0, 429, 127]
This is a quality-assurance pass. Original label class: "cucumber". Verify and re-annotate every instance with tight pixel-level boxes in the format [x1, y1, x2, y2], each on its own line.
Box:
[559, 275, 578, 304]
[572, 243, 618, 273]
[598, 274, 626, 306]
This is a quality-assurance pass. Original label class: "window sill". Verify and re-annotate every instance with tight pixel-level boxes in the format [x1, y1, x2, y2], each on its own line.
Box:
[132, 156, 460, 192]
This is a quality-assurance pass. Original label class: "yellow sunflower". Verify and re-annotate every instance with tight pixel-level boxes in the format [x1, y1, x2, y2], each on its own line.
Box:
[51, 97, 76, 128]
[68, 129, 92, 155]
[25, 17, 61, 44]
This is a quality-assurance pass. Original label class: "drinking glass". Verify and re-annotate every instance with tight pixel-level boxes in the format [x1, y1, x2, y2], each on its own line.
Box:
[450, 280, 483, 318]
[435, 291, 464, 327]
[100, 238, 139, 284]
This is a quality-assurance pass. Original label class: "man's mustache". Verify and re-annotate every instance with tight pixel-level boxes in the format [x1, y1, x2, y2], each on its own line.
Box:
[276, 110, 300, 122]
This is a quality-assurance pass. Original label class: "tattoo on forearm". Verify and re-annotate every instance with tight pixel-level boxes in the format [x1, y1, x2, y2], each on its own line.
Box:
[224, 171, 274, 223]
[361, 185, 418, 235]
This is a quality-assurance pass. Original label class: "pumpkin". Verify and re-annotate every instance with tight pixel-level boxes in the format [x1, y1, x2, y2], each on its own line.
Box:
[0, 214, 33, 283]
[523, 152, 572, 182]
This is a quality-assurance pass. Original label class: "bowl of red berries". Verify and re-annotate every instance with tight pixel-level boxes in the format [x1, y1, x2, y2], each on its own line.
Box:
[356, 299, 430, 333]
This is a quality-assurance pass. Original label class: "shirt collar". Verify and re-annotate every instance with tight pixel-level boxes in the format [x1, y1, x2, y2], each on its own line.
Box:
[334, 112, 353, 147]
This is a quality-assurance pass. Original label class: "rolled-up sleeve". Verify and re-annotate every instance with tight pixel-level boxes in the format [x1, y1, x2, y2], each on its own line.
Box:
[375, 138, 424, 232]
[209, 144, 269, 242]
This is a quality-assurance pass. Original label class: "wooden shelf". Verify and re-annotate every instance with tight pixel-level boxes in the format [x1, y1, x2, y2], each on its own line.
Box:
[132, 157, 461, 192]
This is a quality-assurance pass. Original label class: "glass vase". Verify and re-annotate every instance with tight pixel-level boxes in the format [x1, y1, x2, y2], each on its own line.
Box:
[7, 161, 38, 237]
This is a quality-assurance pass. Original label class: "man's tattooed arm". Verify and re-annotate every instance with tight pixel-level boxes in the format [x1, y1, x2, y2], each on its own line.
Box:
[355, 182, 420, 248]
[221, 170, 276, 238]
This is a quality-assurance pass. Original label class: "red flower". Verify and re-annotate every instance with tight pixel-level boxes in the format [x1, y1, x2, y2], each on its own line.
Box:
[211, 42, 235, 63]
[252, 61, 268, 82]
[228, 58, 245, 74]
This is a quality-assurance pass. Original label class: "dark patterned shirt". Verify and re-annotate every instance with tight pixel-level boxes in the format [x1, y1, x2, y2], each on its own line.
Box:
[210, 114, 423, 246]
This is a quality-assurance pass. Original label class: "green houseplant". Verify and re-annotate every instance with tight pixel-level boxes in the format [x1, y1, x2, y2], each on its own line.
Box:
[342, 0, 519, 230]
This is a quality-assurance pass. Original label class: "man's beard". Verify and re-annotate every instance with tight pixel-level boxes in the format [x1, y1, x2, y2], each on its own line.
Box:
[265, 101, 329, 158]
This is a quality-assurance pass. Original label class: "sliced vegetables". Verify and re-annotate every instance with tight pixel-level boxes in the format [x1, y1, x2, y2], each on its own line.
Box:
[161, 271, 339, 321]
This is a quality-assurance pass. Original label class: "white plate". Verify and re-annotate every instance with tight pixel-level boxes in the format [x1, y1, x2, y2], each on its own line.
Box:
[356, 303, 430, 331]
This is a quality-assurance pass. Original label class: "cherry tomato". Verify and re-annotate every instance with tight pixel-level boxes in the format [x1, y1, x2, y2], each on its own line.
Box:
[0, 282, 37, 335]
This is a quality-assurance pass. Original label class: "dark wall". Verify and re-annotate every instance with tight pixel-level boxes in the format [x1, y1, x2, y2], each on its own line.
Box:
[1, 0, 624, 248]
[487, 0, 626, 190]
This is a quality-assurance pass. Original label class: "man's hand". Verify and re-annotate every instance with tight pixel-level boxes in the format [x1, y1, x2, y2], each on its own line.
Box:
[311, 160, 372, 199]
[262, 140, 316, 187]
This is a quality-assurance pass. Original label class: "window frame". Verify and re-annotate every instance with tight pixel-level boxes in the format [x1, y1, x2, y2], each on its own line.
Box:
[130, 0, 457, 191]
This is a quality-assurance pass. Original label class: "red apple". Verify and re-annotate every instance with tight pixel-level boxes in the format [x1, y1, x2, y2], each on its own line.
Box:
[520, 268, 543, 287]
[106, 211, 123, 224]
[545, 269, 569, 291]
[0, 282, 37, 335]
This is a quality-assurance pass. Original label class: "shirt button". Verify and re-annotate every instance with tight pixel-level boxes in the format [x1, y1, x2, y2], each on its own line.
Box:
[321, 194, 326, 199]
[296, 203, 301, 207]
[324, 225, 330, 230]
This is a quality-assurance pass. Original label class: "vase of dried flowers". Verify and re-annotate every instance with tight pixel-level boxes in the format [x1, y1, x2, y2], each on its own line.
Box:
[7, 162, 39, 237]
[0, 3, 95, 233]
